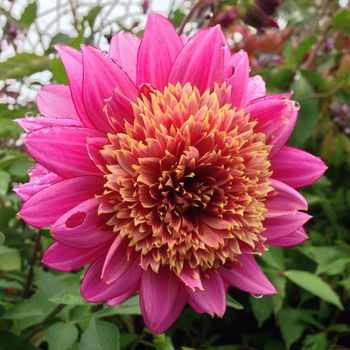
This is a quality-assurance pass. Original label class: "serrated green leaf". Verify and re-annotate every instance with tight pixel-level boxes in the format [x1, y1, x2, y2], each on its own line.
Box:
[0, 53, 50, 80]
[301, 332, 328, 350]
[276, 308, 318, 350]
[19, 1, 37, 28]
[79, 318, 120, 350]
[285, 270, 343, 309]
[43, 322, 79, 350]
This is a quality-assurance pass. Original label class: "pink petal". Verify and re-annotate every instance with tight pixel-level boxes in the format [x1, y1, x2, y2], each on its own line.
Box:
[176, 267, 203, 290]
[246, 75, 266, 103]
[109, 32, 140, 83]
[81, 256, 141, 302]
[19, 176, 104, 227]
[104, 87, 136, 133]
[265, 179, 308, 218]
[55, 45, 93, 128]
[36, 84, 80, 120]
[13, 164, 62, 201]
[227, 50, 249, 107]
[101, 236, 137, 284]
[187, 270, 226, 317]
[220, 254, 276, 295]
[52, 198, 113, 248]
[16, 116, 82, 132]
[82, 45, 138, 133]
[246, 97, 298, 157]
[137, 13, 183, 89]
[140, 269, 187, 334]
[267, 227, 308, 247]
[24, 126, 103, 178]
[169, 26, 225, 93]
[42, 241, 110, 272]
[263, 212, 311, 241]
[107, 286, 138, 306]
[86, 137, 109, 173]
[270, 146, 327, 188]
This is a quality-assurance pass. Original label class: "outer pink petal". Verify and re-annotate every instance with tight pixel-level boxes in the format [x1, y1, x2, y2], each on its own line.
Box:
[55, 45, 93, 128]
[19, 176, 104, 227]
[270, 146, 327, 188]
[265, 179, 308, 218]
[101, 236, 137, 284]
[227, 50, 249, 107]
[137, 13, 183, 89]
[176, 267, 203, 290]
[24, 126, 103, 178]
[109, 32, 140, 83]
[169, 26, 225, 93]
[220, 254, 276, 295]
[263, 212, 311, 241]
[16, 116, 82, 132]
[267, 227, 308, 247]
[107, 287, 138, 306]
[246, 97, 298, 157]
[187, 270, 226, 317]
[104, 87, 136, 133]
[52, 198, 113, 248]
[81, 257, 142, 302]
[140, 269, 187, 334]
[246, 75, 266, 103]
[13, 164, 62, 201]
[82, 45, 138, 133]
[36, 84, 80, 120]
[42, 241, 110, 272]
[86, 137, 109, 173]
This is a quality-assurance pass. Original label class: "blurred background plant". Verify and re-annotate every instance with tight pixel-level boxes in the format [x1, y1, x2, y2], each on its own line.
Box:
[1, 0, 350, 349]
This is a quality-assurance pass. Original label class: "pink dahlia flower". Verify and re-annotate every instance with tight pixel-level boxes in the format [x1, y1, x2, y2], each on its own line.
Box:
[15, 13, 326, 333]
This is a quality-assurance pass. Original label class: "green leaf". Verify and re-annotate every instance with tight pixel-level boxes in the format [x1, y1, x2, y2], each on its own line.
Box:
[19, 1, 37, 28]
[42, 322, 79, 350]
[0, 207, 16, 231]
[49, 288, 88, 305]
[332, 9, 350, 34]
[0, 231, 5, 245]
[79, 318, 120, 350]
[95, 295, 141, 317]
[250, 295, 274, 327]
[276, 308, 318, 350]
[0, 170, 10, 196]
[0, 330, 37, 350]
[260, 247, 285, 270]
[51, 57, 68, 84]
[301, 332, 328, 350]
[285, 270, 343, 309]
[226, 294, 244, 310]
[295, 36, 317, 65]
[289, 73, 319, 146]
[84, 5, 102, 29]
[0, 53, 51, 80]
[0, 246, 21, 271]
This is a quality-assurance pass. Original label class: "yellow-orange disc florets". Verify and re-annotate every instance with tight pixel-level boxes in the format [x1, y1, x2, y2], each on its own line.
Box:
[99, 83, 273, 274]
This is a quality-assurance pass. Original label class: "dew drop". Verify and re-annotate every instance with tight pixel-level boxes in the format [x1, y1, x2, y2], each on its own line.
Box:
[38, 113, 45, 118]
[252, 294, 263, 299]
[25, 112, 34, 119]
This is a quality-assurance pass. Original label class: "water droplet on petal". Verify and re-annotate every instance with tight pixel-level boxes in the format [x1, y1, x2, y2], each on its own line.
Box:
[38, 113, 45, 118]
[252, 294, 263, 299]
[25, 112, 34, 119]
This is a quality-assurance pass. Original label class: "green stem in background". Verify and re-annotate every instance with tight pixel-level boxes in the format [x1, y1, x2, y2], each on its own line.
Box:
[178, 0, 209, 35]
[23, 229, 42, 298]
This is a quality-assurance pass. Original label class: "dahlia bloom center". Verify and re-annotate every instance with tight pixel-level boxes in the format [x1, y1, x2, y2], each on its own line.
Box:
[99, 83, 273, 274]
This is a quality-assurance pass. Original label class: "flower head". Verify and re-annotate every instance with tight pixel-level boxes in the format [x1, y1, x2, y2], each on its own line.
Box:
[15, 13, 326, 333]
